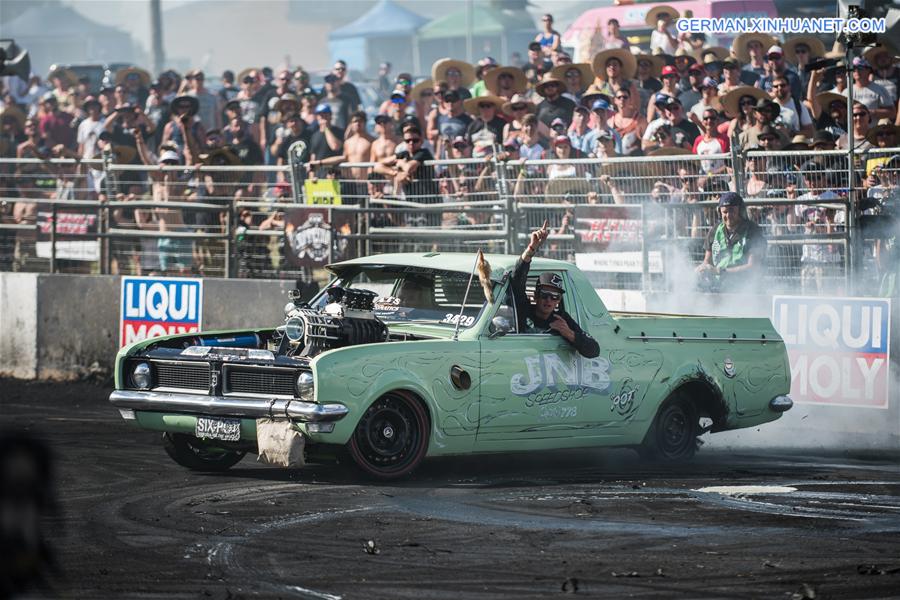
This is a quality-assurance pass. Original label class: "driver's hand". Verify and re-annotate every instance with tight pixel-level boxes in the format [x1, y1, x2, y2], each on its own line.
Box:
[529, 219, 550, 249]
[548, 315, 574, 341]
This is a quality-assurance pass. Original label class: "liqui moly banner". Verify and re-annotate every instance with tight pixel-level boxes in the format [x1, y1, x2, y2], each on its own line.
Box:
[772, 296, 891, 408]
[120, 277, 203, 347]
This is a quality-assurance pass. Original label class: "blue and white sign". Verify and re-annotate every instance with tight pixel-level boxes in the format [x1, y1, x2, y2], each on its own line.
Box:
[120, 277, 203, 347]
[772, 296, 891, 409]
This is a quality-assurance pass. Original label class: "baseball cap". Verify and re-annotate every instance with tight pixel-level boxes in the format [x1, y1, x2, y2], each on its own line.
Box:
[767, 45, 783, 58]
[323, 73, 338, 84]
[701, 77, 718, 89]
[661, 65, 678, 77]
[552, 134, 571, 145]
[443, 90, 461, 102]
[314, 103, 332, 115]
[722, 57, 740, 69]
[537, 272, 565, 293]
[592, 98, 613, 112]
[654, 92, 670, 107]
[717, 191, 744, 207]
[688, 63, 704, 73]
[451, 135, 469, 148]
[811, 130, 836, 146]
[550, 117, 567, 129]
[852, 57, 871, 69]
[664, 96, 682, 107]
[374, 113, 392, 124]
[574, 104, 590, 115]
[158, 150, 181, 164]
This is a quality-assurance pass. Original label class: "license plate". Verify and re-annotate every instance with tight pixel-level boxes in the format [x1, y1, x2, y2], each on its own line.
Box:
[195, 417, 241, 442]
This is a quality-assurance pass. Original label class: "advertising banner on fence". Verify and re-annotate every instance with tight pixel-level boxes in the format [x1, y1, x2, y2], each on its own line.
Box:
[283, 207, 353, 269]
[303, 179, 343, 205]
[573, 205, 662, 273]
[120, 277, 203, 347]
[35, 205, 100, 261]
[772, 296, 891, 408]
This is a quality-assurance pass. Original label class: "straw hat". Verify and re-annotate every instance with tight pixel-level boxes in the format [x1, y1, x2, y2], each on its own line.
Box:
[115, 66, 151, 88]
[463, 94, 505, 116]
[824, 41, 846, 59]
[501, 93, 535, 116]
[782, 36, 826, 64]
[410, 79, 435, 102]
[645, 5, 680, 27]
[633, 52, 664, 78]
[483, 67, 527, 96]
[0, 104, 27, 130]
[550, 63, 593, 92]
[592, 48, 637, 80]
[535, 73, 566, 97]
[863, 45, 896, 66]
[47, 67, 78, 88]
[814, 91, 847, 117]
[275, 93, 300, 114]
[674, 47, 697, 65]
[580, 84, 611, 108]
[237, 68, 261, 84]
[866, 118, 900, 145]
[720, 86, 768, 118]
[431, 58, 476, 86]
[732, 33, 778, 64]
[784, 134, 811, 150]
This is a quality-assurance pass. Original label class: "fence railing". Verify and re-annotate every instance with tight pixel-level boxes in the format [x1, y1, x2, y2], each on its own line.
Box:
[0, 147, 897, 296]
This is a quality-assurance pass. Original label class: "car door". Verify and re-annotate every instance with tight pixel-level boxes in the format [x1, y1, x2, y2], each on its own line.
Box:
[476, 271, 616, 444]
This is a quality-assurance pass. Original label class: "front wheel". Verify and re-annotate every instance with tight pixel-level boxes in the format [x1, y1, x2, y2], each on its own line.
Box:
[639, 396, 699, 461]
[347, 392, 430, 480]
[162, 432, 246, 472]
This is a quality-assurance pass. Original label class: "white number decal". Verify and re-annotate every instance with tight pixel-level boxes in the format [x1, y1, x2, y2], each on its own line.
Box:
[441, 314, 475, 326]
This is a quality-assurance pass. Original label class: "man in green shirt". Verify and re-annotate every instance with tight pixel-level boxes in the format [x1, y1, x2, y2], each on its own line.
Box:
[696, 192, 765, 290]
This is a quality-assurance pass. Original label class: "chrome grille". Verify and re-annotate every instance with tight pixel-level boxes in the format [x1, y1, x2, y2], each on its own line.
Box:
[153, 362, 210, 391]
[226, 369, 296, 397]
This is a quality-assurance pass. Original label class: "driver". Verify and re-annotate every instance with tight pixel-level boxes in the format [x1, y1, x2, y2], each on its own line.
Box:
[511, 221, 600, 358]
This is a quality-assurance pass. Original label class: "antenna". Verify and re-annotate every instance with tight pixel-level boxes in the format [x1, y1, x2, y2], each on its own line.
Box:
[453, 251, 479, 341]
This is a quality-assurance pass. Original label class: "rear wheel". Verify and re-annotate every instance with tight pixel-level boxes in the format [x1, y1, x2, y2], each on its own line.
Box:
[347, 392, 430, 480]
[162, 432, 246, 471]
[640, 396, 700, 461]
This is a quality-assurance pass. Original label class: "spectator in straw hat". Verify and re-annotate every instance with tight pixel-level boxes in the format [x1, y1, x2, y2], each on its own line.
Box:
[535, 73, 576, 129]
[647, 5, 680, 56]
[432, 59, 474, 101]
[864, 46, 899, 106]
[783, 35, 825, 92]
[738, 97, 787, 148]
[769, 74, 814, 137]
[593, 48, 641, 117]
[117, 67, 151, 108]
[464, 95, 505, 147]
[847, 57, 895, 120]
[551, 63, 592, 104]
[485, 66, 527, 101]
[501, 93, 535, 147]
[732, 33, 775, 84]
[865, 118, 899, 156]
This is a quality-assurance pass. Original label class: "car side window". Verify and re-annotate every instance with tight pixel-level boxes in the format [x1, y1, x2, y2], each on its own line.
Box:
[493, 284, 518, 334]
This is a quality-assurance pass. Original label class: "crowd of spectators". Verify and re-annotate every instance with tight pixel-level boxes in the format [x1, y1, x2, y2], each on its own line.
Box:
[0, 5, 898, 287]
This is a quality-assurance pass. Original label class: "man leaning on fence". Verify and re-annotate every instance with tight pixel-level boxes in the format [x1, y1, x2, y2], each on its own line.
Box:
[510, 221, 600, 358]
[696, 192, 766, 292]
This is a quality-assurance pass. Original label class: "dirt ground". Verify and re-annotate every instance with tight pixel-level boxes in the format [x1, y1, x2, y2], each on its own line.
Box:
[2, 377, 899, 600]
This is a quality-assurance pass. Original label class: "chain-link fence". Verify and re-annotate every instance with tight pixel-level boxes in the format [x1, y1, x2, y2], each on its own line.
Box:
[1, 147, 898, 296]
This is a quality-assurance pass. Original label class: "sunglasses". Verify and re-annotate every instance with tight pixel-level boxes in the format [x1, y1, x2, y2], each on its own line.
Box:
[853, 113, 868, 118]
[759, 136, 776, 142]
[772, 84, 787, 88]
[615, 95, 629, 100]
[538, 290, 561, 301]
[404, 138, 421, 144]
[511, 103, 527, 110]
[702, 115, 717, 121]
[740, 99, 756, 106]
[478, 103, 495, 109]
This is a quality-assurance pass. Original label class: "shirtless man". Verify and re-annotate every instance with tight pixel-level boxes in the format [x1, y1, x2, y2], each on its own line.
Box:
[341, 111, 374, 203]
[370, 114, 399, 162]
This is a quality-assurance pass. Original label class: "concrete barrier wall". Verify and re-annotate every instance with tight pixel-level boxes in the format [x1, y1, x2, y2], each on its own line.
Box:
[0, 273, 296, 380]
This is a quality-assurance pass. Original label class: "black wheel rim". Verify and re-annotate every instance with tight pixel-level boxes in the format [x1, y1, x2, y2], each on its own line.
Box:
[659, 405, 693, 458]
[354, 396, 419, 471]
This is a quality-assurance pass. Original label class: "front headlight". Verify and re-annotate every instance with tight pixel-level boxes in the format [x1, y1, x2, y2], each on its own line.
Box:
[285, 316, 303, 342]
[296, 371, 314, 400]
[131, 362, 151, 390]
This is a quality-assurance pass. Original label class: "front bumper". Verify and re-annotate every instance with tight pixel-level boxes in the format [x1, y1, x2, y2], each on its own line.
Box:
[109, 390, 348, 422]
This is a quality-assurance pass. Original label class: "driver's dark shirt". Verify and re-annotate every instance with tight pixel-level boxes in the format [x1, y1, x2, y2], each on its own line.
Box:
[510, 257, 600, 358]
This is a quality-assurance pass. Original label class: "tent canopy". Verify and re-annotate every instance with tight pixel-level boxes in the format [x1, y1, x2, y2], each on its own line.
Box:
[329, 0, 428, 40]
[417, 5, 535, 41]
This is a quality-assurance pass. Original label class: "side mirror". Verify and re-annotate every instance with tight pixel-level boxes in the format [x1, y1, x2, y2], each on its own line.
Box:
[488, 316, 512, 339]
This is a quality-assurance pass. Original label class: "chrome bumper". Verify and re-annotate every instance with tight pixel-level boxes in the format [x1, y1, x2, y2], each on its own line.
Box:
[109, 390, 348, 422]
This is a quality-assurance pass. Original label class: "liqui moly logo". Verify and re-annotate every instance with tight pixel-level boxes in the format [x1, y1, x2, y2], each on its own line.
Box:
[120, 277, 203, 347]
[772, 296, 891, 408]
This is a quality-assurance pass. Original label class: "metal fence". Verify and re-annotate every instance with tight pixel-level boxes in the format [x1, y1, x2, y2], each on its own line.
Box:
[1, 147, 897, 295]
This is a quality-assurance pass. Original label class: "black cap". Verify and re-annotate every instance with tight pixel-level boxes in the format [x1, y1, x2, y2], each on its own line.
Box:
[717, 191, 744, 207]
[537, 272, 565, 293]
[374, 114, 392, 124]
[444, 90, 461, 102]
[812, 130, 836, 146]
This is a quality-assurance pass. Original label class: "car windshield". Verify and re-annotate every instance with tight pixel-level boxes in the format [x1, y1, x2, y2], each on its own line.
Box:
[318, 265, 494, 329]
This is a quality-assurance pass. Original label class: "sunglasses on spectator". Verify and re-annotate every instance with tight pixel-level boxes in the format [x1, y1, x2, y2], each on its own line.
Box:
[740, 99, 755, 106]
[242, 77, 254, 84]
[702, 115, 717, 121]
[772, 83, 787, 88]
[852, 112, 868, 118]
[478, 103, 495, 109]
[452, 142, 468, 149]
[759, 136, 776, 142]
[538, 290, 561, 301]
[615, 95, 629, 100]
[511, 103, 528, 110]
[404, 137, 421, 144]
[334, 66, 346, 72]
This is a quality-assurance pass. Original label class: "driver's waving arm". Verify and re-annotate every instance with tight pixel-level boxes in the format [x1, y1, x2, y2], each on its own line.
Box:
[511, 221, 601, 358]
